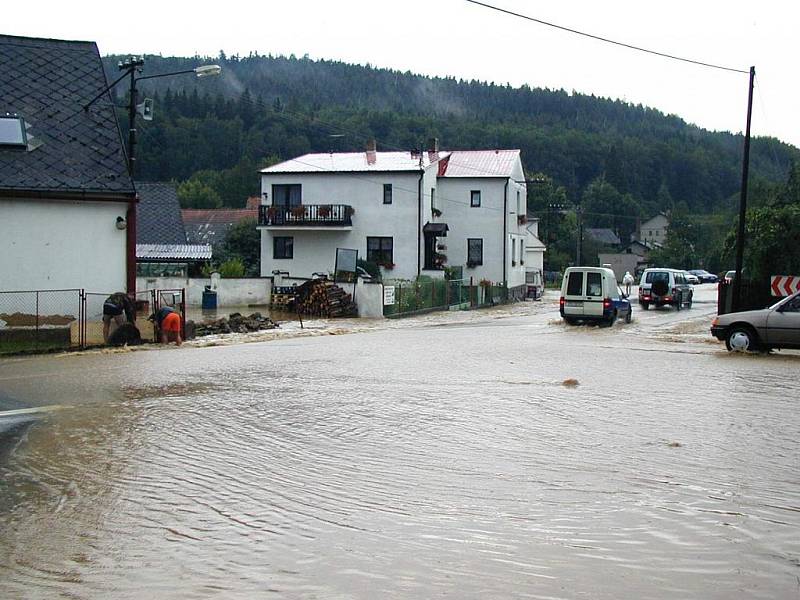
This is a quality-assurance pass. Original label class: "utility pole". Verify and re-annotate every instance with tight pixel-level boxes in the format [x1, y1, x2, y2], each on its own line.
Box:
[123, 57, 145, 178]
[575, 206, 584, 265]
[732, 66, 755, 312]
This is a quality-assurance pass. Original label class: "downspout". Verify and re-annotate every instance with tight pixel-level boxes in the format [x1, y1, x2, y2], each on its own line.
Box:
[502, 179, 509, 285]
[126, 197, 137, 295]
[417, 170, 424, 277]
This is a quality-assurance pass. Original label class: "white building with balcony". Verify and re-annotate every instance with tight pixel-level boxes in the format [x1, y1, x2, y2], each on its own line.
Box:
[259, 142, 534, 295]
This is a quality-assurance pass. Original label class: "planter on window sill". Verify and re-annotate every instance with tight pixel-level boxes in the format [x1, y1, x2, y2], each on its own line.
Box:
[290, 205, 306, 218]
[379, 262, 395, 270]
[467, 261, 480, 269]
[431, 208, 442, 218]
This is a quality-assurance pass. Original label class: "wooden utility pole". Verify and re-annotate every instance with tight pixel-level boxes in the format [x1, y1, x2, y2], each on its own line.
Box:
[732, 66, 755, 312]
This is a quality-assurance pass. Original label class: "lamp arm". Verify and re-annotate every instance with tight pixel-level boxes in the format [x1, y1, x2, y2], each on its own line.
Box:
[135, 69, 196, 82]
[83, 67, 135, 111]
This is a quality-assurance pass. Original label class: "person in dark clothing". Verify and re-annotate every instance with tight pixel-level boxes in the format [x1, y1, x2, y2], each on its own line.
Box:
[149, 306, 183, 346]
[103, 292, 136, 343]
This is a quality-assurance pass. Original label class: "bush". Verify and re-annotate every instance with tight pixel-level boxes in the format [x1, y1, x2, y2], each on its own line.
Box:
[218, 257, 246, 278]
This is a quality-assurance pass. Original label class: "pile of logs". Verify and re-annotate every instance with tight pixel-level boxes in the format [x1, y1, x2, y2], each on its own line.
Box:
[295, 279, 357, 317]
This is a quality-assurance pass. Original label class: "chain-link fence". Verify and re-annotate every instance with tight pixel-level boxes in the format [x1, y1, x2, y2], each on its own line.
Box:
[0, 289, 83, 354]
[0, 288, 186, 354]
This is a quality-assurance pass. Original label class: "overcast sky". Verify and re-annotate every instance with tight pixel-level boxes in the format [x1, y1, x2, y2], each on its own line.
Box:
[6, 0, 798, 149]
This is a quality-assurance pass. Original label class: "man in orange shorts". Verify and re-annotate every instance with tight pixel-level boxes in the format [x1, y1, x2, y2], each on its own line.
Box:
[149, 306, 183, 346]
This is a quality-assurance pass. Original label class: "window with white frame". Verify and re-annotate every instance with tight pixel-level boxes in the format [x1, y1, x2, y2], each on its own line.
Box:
[383, 183, 393, 204]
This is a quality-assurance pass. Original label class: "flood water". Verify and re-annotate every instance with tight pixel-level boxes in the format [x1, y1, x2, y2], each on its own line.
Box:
[1, 286, 798, 599]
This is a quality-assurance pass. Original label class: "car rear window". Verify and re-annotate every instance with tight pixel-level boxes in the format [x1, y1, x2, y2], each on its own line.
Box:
[645, 272, 669, 285]
[586, 272, 602, 297]
[566, 272, 583, 295]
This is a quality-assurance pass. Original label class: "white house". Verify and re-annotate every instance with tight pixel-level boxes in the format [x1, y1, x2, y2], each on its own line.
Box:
[259, 142, 532, 296]
[638, 213, 669, 246]
[0, 35, 137, 294]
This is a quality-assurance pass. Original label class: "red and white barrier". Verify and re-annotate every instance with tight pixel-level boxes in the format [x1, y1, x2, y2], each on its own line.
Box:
[770, 275, 800, 297]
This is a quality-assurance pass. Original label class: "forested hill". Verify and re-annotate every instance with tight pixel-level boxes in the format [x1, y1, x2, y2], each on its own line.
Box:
[102, 52, 798, 214]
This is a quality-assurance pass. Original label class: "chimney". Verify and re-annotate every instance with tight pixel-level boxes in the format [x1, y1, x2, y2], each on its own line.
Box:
[366, 139, 377, 165]
[427, 137, 439, 162]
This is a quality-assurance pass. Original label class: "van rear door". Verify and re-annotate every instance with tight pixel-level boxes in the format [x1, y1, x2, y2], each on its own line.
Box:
[563, 270, 585, 316]
[583, 271, 605, 317]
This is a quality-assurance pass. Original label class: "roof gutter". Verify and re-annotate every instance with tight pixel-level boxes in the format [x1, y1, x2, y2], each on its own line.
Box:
[0, 188, 137, 202]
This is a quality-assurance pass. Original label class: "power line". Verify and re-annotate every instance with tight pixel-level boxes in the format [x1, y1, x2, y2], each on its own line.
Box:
[465, 0, 749, 75]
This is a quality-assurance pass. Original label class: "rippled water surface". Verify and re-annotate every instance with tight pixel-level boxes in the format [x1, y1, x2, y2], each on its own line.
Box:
[1, 291, 798, 598]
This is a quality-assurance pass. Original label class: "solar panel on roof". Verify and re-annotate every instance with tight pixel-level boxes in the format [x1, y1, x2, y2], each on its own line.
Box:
[0, 115, 27, 148]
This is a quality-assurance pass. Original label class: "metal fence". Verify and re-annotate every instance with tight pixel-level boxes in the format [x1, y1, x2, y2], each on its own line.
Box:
[0, 288, 186, 355]
[383, 277, 510, 317]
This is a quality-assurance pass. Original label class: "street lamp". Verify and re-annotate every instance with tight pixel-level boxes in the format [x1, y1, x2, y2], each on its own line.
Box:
[84, 56, 222, 177]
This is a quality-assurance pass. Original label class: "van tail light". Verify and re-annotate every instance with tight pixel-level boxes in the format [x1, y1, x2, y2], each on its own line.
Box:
[559, 297, 565, 307]
[603, 298, 612, 309]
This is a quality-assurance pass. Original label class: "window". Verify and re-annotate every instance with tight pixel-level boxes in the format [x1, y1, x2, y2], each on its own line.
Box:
[0, 116, 26, 148]
[272, 184, 302, 207]
[470, 190, 481, 207]
[367, 237, 393, 265]
[512, 238, 516, 266]
[567, 272, 583, 296]
[430, 188, 436, 210]
[274, 236, 294, 259]
[467, 238, 483, 266]
[516, 190, 521, 215]
[587, 272, 603, 297]
[383, 183, 393, 204]
[520, 239, 525, 265]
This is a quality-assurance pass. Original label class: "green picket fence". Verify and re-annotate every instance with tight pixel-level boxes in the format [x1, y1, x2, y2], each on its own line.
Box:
[383, 278, 509, 317]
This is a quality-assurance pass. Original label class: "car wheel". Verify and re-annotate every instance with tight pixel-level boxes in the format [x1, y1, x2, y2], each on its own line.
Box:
[601, 311, 617, 327]
[564, 316, 578, 325]
[640, 302, 649, 310]
[725, 326, 759, 352]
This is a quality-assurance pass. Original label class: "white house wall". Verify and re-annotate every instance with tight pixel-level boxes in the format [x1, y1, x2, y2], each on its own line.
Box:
[0, 198, 127, 292]
[260, 171, 425, 280]
[437, 177, 527, 286]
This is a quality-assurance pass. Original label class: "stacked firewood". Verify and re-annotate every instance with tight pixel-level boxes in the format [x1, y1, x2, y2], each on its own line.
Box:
[295, 279, 357, 317]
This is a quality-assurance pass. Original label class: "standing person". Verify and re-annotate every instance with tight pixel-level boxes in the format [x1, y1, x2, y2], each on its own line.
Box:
[622, 271, 635, 296]
[103, 292, 135, 343]
[149, 306, 183, 346]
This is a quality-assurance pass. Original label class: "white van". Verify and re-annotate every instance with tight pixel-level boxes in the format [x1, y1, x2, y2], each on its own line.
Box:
[559, 266, 632, 326]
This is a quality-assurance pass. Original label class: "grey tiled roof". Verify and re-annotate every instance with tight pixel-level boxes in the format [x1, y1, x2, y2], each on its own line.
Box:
[136, 182, 187, 244]
[585, 228, 621, 246]
[0, 35, 134, 194]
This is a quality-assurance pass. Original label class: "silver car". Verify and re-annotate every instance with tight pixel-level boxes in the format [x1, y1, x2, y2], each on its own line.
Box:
[711, 291, 800, 351]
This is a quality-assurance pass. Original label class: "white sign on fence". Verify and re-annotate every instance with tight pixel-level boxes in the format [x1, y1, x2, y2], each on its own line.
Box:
[383, 285, 396, 306]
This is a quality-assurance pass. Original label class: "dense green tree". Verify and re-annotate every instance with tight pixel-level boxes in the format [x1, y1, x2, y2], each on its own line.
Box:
[176, 178, 221, 208]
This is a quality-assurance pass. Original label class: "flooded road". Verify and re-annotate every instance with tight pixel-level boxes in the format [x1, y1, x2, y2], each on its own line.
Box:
[1, 285, 798, 599]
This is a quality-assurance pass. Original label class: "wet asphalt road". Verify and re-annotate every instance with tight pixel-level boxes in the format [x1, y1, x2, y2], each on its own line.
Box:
[0, 284, 798, 599]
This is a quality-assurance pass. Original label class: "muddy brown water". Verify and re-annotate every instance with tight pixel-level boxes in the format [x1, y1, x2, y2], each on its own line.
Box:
[1, 286, 798, 598]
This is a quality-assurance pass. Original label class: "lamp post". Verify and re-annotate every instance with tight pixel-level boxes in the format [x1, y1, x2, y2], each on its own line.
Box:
[85, 57, 222, 177]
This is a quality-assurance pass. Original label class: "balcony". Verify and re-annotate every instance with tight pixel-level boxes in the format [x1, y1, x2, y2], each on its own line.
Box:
[258, 204, 353, 229]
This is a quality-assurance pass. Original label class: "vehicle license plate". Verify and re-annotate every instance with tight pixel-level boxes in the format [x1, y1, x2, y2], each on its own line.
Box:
[566, 301, 582, 307]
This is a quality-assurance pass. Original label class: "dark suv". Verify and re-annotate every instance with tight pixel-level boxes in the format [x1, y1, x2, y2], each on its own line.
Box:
[638, 268, 693, 310]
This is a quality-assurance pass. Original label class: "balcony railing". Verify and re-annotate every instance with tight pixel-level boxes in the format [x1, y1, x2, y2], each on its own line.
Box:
[258, 204, 353, 227]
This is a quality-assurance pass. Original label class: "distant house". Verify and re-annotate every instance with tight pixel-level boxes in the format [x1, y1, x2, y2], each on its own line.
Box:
[182, 196, 259, 246]
[135, 182, 211, 277]
[585, 228, 621, 247]
[0, 35, 136, 293]
[258, 141, 530, 294]
[524, 214, 546, 272]
[638, 213, 669, 246]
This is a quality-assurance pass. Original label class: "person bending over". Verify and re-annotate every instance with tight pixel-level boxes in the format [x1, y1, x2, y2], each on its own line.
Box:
[150, 306, 183, 346]
[103, 292, 135, 343]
